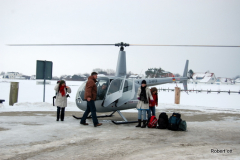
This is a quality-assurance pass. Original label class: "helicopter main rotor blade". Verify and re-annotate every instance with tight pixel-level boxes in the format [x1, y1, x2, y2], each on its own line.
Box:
[7, 44, 115, 46]
[129, 44, 240, 47]
[7, 43, 240, 47]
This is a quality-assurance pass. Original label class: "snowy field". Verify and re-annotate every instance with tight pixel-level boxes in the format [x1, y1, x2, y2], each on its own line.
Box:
[0, 79, 239, 113]
[0, 79, 240, 160]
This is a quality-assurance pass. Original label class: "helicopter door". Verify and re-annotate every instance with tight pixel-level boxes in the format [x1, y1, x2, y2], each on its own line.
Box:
[116, 78, 135, 107]
[103, 77, 125, 107]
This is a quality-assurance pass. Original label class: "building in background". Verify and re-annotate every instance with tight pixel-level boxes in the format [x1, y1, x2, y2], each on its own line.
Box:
[215, 77, 234, 85]
[235, 78, 240, 85]
[189, 71, 216, 84]
[128, 74, 144, 79]
[30, 75, 36, 80]
[161, 71, 173, 77]
[3, 72, 22, 79]
[60, 75, 72, 80]
[71, 74, 86, 81]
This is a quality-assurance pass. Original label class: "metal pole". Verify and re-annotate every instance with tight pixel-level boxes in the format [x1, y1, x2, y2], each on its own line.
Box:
[9, 82, 19, 106]
[43, 60, 46, 102]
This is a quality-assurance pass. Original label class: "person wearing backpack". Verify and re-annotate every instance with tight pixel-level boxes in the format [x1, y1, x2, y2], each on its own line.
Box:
[148, 87, 158, 121]
[136, 80, 153, 128]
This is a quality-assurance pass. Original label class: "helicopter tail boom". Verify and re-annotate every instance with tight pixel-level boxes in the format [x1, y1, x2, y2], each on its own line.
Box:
[134, 60, 189, 91]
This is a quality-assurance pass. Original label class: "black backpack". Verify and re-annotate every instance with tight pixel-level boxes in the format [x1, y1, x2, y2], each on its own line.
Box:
[168, 113, 182, 131]
[157, 112, 168, 129]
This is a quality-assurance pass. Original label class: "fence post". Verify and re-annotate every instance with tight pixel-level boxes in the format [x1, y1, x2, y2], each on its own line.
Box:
[9, 82, 19, 106]
[175, 87, 181, 104]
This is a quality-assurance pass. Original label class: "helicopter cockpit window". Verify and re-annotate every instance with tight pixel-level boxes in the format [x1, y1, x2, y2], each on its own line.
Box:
[123, 80, 133, 92]
[107, 79, 123, 95]
[96, 78, 109, 100]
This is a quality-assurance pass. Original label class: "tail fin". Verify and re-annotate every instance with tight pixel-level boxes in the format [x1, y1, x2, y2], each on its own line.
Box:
[183, 60, 189, 92]
[183, 60, 189, 77]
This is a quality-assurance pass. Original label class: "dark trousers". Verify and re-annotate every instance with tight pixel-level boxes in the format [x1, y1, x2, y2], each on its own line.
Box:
[57, 107, 65, 121]
[148, 106, 156, 120]
[80, 100, 99, 125]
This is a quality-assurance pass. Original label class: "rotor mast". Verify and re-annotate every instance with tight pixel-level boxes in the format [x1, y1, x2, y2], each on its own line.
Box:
[115, 42, 129, 51]
[115, 42, 129, 77]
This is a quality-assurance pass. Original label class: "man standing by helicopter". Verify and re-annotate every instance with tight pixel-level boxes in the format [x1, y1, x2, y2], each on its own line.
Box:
[80, 72, 102, 127]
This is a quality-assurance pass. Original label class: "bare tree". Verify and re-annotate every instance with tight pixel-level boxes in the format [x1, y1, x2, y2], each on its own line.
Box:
[83, 73, 90, 77]
[106, 69, 115, 76]
[92, 68, 103, 73]
[126, 71, 134, 78]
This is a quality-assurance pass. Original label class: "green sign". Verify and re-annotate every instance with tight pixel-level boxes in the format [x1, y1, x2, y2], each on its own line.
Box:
[36, 60, 53, 79]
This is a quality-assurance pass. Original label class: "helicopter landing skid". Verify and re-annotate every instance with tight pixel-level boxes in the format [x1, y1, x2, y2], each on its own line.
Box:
[72, 111, 116, 120]
[111, 120, 138, 125]
[111, 110, 138, 125]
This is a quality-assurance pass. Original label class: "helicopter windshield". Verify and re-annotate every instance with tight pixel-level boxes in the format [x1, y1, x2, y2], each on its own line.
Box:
[107, 79, 123, 95]
[103, 76, 135, 107]
[78, 77, 110, 101]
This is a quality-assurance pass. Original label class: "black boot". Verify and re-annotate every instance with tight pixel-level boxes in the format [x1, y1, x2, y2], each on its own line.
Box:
[135, 119, 142, 127]
[56, 107, 60, 121]
[141, 120, 147, 128]
[61, 108, 65, 121]
[146, 119, 149, 126]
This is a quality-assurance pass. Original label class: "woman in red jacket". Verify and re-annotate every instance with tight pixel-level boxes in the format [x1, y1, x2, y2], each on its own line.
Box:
[148, 87, 158, 120]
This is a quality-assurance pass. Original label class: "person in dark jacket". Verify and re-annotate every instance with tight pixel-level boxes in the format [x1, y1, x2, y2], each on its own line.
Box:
[80, 72, 102, 127]
[136, 80, 153, 128]
[54, 80, 71, 121]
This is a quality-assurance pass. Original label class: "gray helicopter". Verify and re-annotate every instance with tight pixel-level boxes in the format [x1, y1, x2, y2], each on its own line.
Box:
[74, 42, 190, 124]
[9, 42, 239, 124]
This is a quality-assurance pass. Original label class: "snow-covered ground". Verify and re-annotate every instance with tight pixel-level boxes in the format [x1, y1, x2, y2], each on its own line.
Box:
[0, 79, 240, 160]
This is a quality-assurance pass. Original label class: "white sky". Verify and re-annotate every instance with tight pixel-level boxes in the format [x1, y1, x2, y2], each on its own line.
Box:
[0, 0, 240, 78]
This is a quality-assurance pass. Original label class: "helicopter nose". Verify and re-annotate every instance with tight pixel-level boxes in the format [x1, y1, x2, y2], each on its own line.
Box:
[76, 100, 87, 111]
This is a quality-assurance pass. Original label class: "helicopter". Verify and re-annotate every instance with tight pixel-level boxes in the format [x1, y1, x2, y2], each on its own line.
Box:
[9, 42, 240, 124]
[74, 43, 190, 124]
